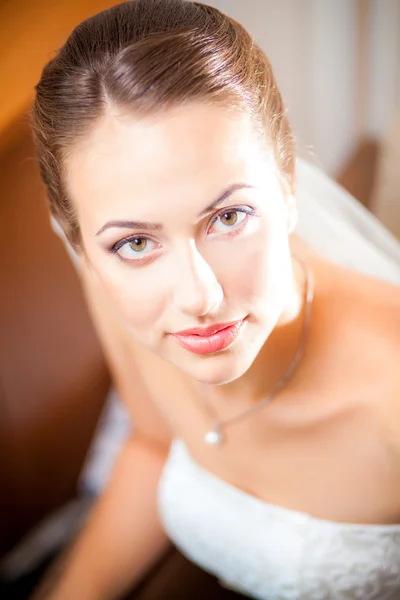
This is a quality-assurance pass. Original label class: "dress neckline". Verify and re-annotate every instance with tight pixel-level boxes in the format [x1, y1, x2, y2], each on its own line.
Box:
[171, 438, 400, 531]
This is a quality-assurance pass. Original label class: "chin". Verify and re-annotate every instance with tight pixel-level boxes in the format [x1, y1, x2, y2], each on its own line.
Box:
[164, 320, 266, 385]
[181, 348, 257, 386]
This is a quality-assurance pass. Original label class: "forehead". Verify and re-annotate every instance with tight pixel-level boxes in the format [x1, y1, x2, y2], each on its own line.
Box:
[65, 102, 273, 225]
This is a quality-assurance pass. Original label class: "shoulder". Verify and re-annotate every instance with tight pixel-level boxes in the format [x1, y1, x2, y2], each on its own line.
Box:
[311, 254, 400, 404]
[334, 266, 400, 378]
[311, 251, 400, 340]
[356, 279, 400, 456]
[341, 273, 400, 459]
[353, 275, 400, 340]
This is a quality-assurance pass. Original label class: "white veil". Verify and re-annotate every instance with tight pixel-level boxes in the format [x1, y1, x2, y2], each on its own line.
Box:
[51, 158, 400, 285]
[295, 158, 400, 285]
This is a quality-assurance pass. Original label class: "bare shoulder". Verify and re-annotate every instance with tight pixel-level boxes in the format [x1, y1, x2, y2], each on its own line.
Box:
[309, 250, 400, 386]
[346, 268, 400, 349]
[294, 235, 400, 336]
[309, 248, 400, 339]
[316, 258, 400, 454]
[335, 267, 400, 452]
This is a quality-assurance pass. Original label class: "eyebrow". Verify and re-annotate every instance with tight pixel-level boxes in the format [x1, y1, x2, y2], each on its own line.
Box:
[95, 183, 256, 236]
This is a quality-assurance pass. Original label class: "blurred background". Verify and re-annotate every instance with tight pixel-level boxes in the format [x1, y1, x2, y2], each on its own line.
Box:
[207, 0, 400, 232]
[0, 0, 399, 598]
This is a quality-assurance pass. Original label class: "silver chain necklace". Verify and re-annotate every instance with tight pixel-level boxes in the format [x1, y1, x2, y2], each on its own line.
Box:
[203, 254, 314, 446]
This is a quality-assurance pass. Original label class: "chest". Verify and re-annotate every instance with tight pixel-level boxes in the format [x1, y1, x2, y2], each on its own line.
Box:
[135, 341, 400, 524]
[184, 399, 400, 524]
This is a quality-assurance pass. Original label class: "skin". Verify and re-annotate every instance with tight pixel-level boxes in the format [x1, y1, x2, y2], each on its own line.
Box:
[66, 102, 303, 395]
[65, 101, 400, 524]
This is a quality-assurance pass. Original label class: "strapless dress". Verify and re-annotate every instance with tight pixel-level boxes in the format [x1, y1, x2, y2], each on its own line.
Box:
[157, 438, 400, 600]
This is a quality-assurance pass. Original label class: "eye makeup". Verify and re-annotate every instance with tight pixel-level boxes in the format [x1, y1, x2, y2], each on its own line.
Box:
[106, 203, 259, 265]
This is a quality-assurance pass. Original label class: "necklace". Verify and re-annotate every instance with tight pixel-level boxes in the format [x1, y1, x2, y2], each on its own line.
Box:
[203, 254, 314, 446]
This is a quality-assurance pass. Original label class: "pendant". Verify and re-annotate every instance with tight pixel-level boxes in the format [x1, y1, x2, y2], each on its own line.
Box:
[204, 422, 223, 445]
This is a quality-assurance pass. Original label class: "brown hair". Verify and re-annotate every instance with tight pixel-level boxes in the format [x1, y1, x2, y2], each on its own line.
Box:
[31, 0, 295, 251]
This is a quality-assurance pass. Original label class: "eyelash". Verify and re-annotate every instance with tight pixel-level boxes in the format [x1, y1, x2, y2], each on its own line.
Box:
[109, 205, 256, 264]
[209, 206, 255, 232]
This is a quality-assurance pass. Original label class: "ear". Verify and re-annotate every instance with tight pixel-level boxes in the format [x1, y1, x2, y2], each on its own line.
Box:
[286, 194, 298, 234]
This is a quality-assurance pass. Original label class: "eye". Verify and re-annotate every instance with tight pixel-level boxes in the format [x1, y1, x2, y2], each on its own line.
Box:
[111, 236, 158, 262]
[208, 207, 253, 234]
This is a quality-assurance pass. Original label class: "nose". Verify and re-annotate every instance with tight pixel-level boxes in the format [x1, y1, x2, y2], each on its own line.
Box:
[173, 240, 223, 317]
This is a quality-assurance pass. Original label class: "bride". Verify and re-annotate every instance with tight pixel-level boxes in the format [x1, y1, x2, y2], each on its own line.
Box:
[31, 1, 400, 599]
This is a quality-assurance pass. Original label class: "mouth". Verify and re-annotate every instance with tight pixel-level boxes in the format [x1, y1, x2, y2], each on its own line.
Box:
[170, 318, 246, 355]
[174, 320, 242, 337]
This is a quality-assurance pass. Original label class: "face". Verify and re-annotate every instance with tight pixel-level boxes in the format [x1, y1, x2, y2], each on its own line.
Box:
[65, 102, 297, 385]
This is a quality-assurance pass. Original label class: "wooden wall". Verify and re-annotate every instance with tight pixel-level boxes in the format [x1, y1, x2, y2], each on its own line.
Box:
[0, 0, 116, 555]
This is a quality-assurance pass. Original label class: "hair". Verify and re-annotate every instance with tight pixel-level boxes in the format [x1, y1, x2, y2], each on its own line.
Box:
[31, 0, 295, 251]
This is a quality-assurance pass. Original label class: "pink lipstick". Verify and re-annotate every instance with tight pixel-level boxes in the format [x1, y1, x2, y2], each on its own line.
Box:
[171, 319, 245, 355]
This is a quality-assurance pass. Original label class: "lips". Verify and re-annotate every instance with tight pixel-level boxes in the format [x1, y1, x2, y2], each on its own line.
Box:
[170, 319, 246, 355]
[174, 321, 240, 337]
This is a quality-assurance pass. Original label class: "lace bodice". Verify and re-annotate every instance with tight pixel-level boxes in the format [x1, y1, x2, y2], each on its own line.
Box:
[157, 439, 400, 600]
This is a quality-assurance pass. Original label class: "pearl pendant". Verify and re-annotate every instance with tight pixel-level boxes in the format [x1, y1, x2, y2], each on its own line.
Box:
[205, 427, 223, 445]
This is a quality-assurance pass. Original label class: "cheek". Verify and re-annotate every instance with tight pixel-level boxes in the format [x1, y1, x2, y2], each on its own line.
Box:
[95, 264, 167, 332]
[213, 229, 291, 307]
[227, 246, 267, 302]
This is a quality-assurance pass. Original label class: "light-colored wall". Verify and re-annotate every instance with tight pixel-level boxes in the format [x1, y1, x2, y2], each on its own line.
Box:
[204, 0, 359, 174]
[202, 0, 400, 177]
[365, 0, 400, 139]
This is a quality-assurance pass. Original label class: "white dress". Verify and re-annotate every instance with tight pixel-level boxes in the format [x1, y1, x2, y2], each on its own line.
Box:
[158, 439, 400, 600]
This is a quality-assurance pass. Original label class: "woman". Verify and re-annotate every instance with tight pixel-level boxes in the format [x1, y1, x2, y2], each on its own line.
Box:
[31, 1, 400, 598]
